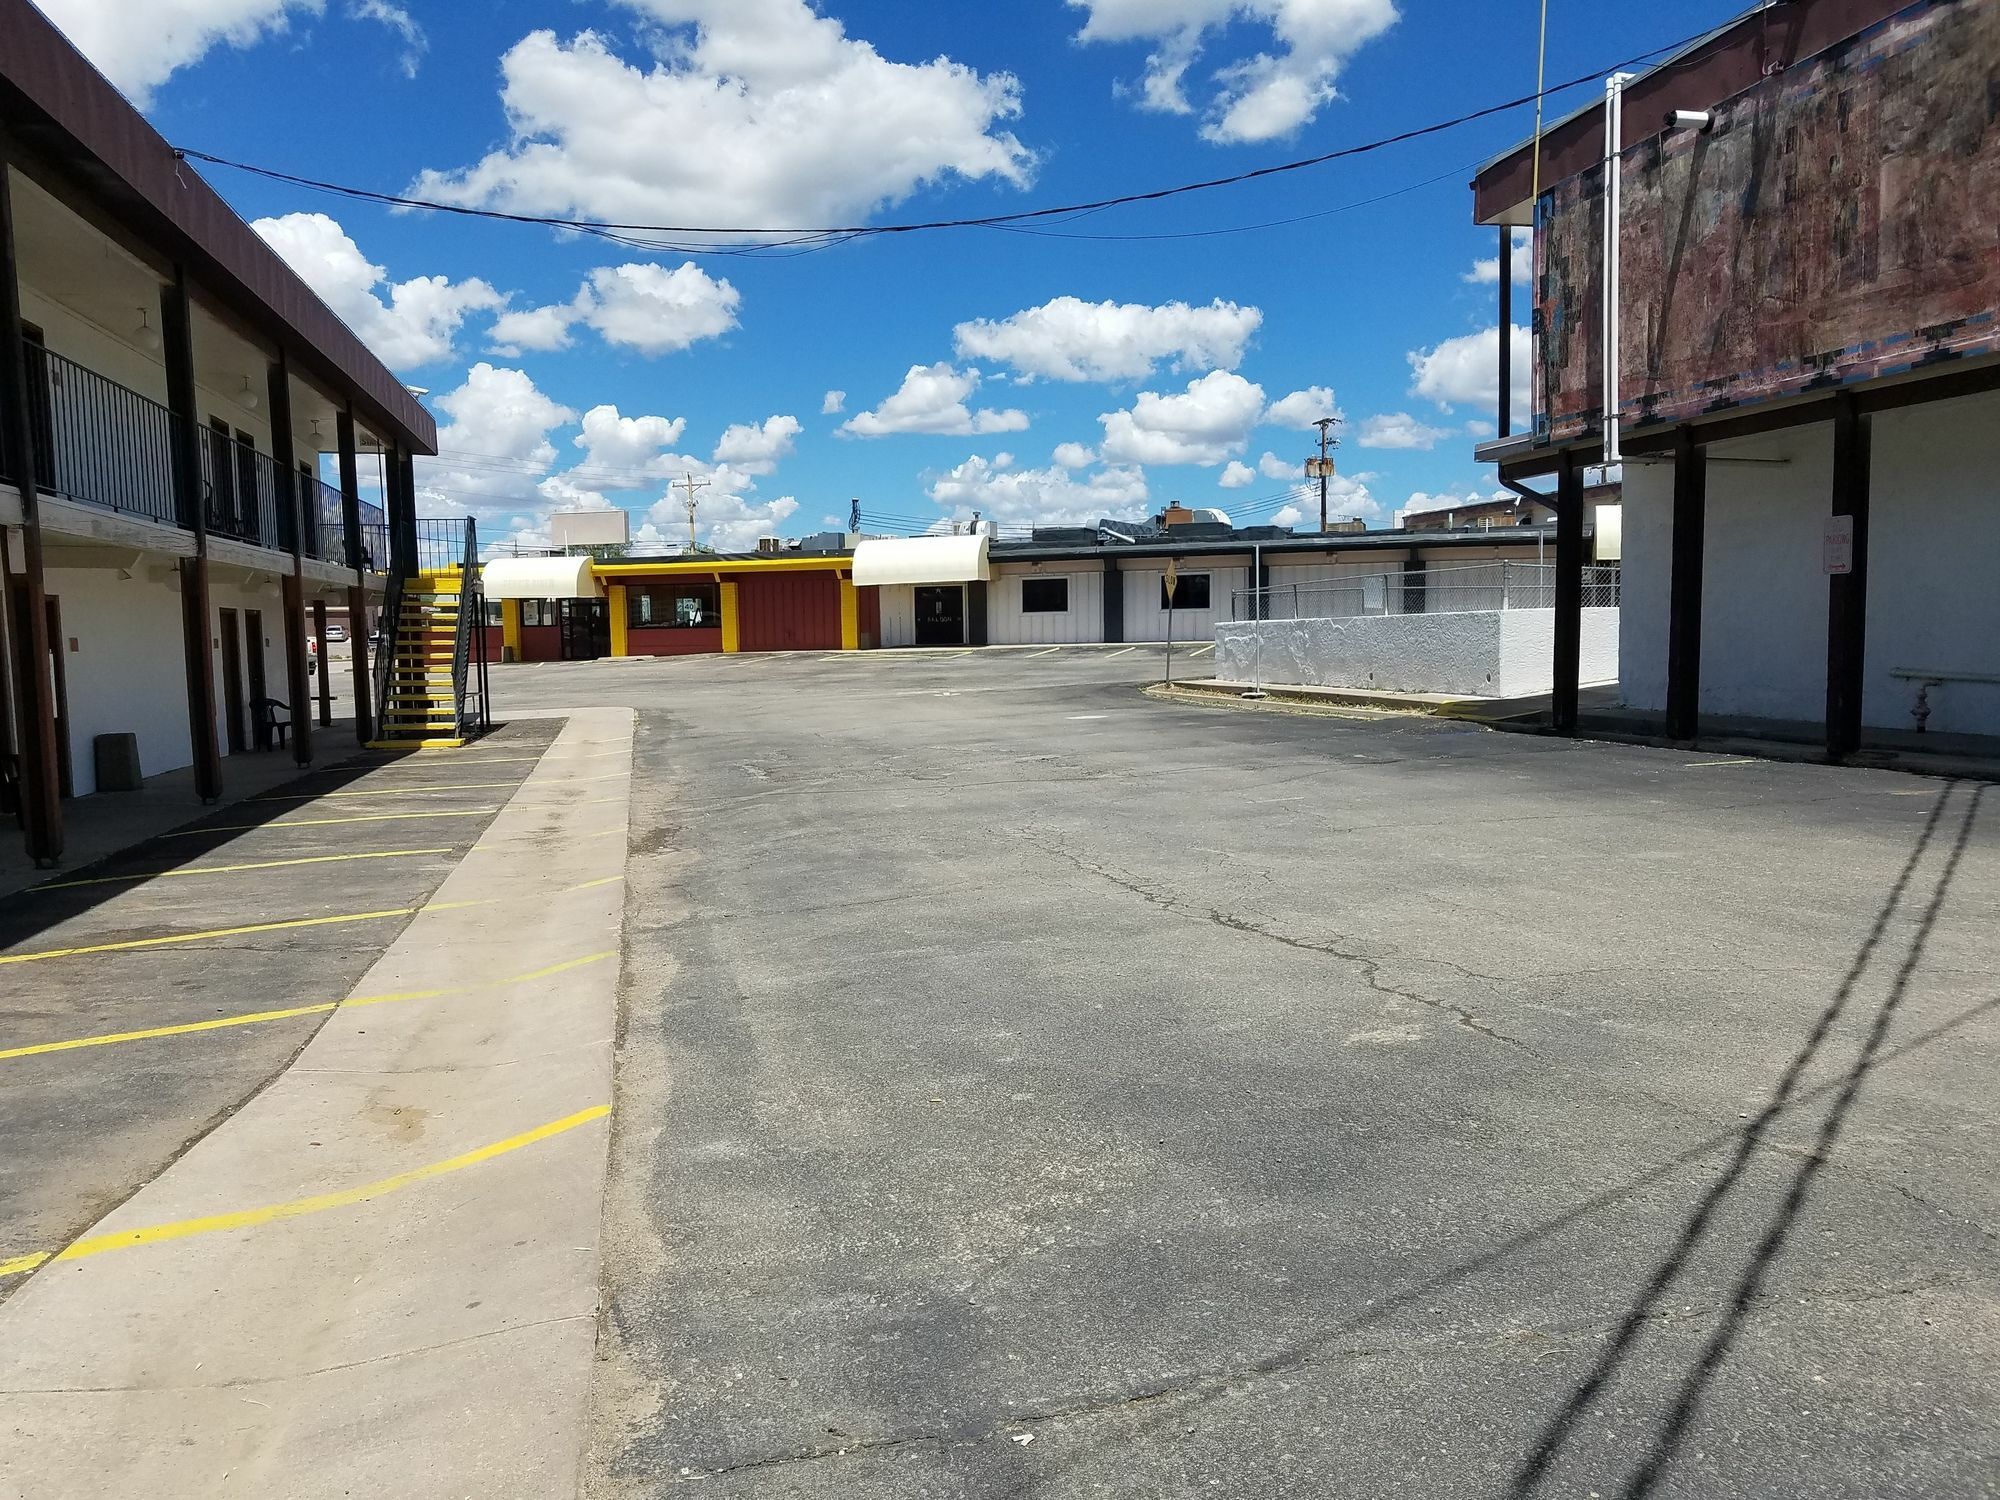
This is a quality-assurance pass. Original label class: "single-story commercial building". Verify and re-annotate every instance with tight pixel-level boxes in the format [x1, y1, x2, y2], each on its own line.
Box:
[475, 518, 1594, 662]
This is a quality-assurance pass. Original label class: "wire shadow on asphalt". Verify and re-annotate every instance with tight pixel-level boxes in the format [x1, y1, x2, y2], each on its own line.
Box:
[1507, 780, 1987, 1500]
[1022, 783, 1997, 1493]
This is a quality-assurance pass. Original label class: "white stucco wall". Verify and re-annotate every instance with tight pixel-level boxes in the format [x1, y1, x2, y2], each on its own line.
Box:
[1216, 608, 1617, 697]
[877, 583, 916, 648]
[42, 565, 288, 796]
[986, 564, 1104, 646]
[1619, 388, 2000, 736]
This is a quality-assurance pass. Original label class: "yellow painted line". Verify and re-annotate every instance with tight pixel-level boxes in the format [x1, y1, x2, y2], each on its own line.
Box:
[163, 809, 501, 836]
[0, 900, 494, 968]
[0, 950, 614, 1061]
[0, 1105, 611, 1280]
[569, 875, 623, 891]
[253, 780, 528, 801]
[27, 848, 454, 893]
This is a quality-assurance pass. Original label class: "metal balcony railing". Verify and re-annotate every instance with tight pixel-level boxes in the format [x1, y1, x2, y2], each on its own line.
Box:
[0, 344, 387, 574]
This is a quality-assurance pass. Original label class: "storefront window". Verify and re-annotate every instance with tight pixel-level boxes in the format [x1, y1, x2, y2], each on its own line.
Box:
[630, 583, 721, 628]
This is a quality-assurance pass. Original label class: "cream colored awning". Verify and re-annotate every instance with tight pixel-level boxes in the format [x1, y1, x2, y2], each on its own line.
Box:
[480, 556, 602, 599]
[852, 534, 990, 587]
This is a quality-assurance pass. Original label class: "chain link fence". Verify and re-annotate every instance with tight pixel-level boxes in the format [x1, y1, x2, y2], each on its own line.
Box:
[1232, 561, 1620, 622]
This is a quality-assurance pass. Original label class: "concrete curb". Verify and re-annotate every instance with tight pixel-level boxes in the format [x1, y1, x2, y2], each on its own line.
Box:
[1148, 678, 1486, 717]
[0, 709, 634, 1500]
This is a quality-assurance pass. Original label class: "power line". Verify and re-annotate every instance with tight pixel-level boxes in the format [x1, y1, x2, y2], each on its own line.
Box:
[173, 21, 1715, 250]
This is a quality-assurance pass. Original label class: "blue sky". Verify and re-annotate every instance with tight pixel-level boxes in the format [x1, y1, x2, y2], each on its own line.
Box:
[39, 0, 1746, 549]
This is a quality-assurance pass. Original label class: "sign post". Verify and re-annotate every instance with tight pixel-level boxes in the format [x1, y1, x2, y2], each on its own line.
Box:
[1163, 558, 1179, 686]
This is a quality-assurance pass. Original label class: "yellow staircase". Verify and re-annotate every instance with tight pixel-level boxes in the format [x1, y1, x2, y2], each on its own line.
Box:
[370, 575, 469, 749]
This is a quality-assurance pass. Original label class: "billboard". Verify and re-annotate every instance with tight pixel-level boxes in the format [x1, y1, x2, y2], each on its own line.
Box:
[1535, 0, 2000, 444]
[549, 509, 631, 548]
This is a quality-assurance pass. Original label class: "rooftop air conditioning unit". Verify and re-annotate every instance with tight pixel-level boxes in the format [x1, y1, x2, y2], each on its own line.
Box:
[756, 537, 782, 554]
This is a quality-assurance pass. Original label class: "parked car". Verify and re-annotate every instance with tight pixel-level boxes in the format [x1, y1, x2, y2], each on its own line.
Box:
[325, 623, 348, 644]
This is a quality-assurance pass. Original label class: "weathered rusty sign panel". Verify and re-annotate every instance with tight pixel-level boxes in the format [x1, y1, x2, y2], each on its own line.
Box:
[1536, 0, 2000, 444]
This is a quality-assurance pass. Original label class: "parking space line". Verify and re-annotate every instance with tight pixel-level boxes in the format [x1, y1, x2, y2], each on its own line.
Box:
[0, 900, 493, 968]
[163, 808, 502, 836]
[1025, 646, 1063, 658]
[0, 1104, 611, 1281]
[1187, 644, 1215, 658]
[25, 848, 455, 893]
[0, 950, 614, 1062]
[1683, 758, 1760, 768]
[1104, 647, 1137, 659]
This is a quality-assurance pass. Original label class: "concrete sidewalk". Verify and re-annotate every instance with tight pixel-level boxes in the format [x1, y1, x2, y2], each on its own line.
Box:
[0, 708, 632, 1500]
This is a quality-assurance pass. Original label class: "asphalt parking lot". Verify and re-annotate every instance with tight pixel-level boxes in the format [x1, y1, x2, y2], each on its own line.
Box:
[493, 646, 1998, 1500]
[0, 720, 560, 1302]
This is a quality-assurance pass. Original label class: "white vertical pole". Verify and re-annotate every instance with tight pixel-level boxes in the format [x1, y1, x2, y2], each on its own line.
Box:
[1602, 72, 1636, 469]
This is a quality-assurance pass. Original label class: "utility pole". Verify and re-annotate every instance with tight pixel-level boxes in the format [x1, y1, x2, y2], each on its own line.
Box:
[849, 497, 861, 533]
[1305, 417, 1341, 534]
[677, 472, 711, 551]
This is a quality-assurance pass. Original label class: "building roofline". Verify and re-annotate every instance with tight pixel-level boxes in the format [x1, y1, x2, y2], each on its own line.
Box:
[0, 0, 436, 453]
[986, 527, 1571, 565]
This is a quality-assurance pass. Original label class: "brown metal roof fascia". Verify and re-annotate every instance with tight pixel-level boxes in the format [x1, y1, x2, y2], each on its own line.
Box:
[1471, 0, 1908, 224]
[0, 0, 436, 454]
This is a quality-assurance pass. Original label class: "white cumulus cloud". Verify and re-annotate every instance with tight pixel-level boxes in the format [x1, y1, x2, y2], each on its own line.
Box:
[409, 1, 1033, 242]
[1356, 412, 1453, 450]
[1218, 460, 1255, 489]
[713, 414, 802, 474]
[1259, 451, 1303, 481]
[251, 212, 502, 373]
[952, 296, 1262, 383]
[1069, 0, 1399, 143]
[927, 455, 1148, 529]
[34, 0, 320, 105]
[416, 364, 581, 518]
[821, 390, 847, 415]
[1464, 229, 1532, 285]
[1098, 370, 1265, 467]
[487, 262, 740, 358]
[1051, 441, 1098, 470]
[1264, 385, 1342, 429]
[842, 364, 1029, 438]
[1409, 325, 1532, 414]
[352, 0, 425, 77]
[574, 405, 688, 476]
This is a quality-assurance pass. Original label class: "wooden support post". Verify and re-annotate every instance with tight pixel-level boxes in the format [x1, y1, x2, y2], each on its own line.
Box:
[268, 351, 312, 767]
[1101, 557, 1124, 643]
[160, 268, 221, 802]
[0, 159, 63, 861]
[312, 597, 332, 726]
[1826, 392, 1872, 761]
[1665, 424, 1707, 743]
[1497, 224, 1514, 439]
[1552, 447, 1585, 735]
[337, 409, 373, 744]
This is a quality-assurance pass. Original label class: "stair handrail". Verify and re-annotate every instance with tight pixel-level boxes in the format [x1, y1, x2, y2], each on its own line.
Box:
[451, 517, 479, 739]
[373, 569, 404, 743]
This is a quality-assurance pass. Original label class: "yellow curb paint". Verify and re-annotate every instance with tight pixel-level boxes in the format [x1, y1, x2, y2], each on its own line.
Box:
[568, 876, 624, 892]
[163, 809, 502, 837]
[0, 1106, 610, 1279]
[0, 952, 615, 1061]
[26, 849, 455, 893]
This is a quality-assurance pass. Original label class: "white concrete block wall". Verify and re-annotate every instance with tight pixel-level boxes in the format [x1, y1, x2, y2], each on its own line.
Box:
[1620, 389, 2000, 736]
[43, 566, 289, 796]
[1217, 608, 1617, 697]
[1863, 393, 2000, 737]
[986, 564, 1104, 646]
[1120, 557, 1249, 643]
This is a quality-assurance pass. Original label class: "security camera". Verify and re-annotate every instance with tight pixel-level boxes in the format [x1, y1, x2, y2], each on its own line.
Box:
[1667, 109, 1714, 132]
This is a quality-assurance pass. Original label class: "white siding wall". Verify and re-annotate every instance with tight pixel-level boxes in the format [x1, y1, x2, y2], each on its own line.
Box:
[1120, 556, 1249, 643]
[878, 583, 916, 648]
[43, 567, 289, 797]
[986, 564, 1103, 645]
[1619, 389, 2000, 736]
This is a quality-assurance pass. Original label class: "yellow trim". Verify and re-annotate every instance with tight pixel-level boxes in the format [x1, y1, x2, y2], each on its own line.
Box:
[596, 555, 851, 579]
[608, 584, 629, 658]
[0, 951, 613, 1063]
[720, 581, 741, 654]
[501, 598, 523, 659]
[0, 1105, 611, 1279]
[839, 578, 860, 652]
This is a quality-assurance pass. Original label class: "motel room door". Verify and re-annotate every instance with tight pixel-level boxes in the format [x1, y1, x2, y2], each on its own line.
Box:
[559, 598, 610, 661]
[913, 585, 965, 646]
[217, 608, 248, 753]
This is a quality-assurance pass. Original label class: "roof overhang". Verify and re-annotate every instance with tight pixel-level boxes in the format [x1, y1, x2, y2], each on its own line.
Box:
[853, 534, 990, 588]
[482, 555, 601, 600]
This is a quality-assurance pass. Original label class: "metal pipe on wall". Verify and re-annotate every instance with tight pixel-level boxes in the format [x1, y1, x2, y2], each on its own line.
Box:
[1601, 71, 1636, 469]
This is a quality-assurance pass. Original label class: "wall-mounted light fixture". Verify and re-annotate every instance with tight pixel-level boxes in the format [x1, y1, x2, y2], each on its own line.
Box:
[1667, 109, 1714, 132]
[239, 374, 261, 412]
[134, 307, 161, 352]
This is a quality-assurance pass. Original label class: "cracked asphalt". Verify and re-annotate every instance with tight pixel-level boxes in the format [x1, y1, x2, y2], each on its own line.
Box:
[494, 647, 1999, 1500]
